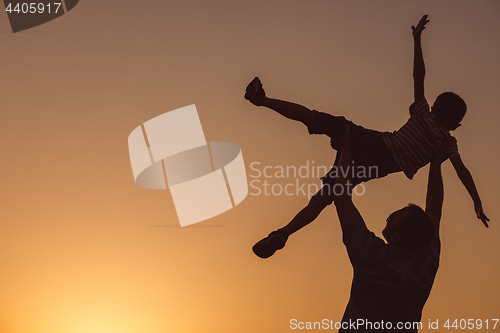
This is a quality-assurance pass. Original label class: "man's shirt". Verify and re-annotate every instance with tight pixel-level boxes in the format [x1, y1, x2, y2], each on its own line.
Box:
[340, 212, 440, 332]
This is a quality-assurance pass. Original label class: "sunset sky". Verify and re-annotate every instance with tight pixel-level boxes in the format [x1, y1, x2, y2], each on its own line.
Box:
[1, 1, 499, 332]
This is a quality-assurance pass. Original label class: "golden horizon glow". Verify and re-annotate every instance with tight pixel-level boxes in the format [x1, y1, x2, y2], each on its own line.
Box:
[1, 1, 499, 332]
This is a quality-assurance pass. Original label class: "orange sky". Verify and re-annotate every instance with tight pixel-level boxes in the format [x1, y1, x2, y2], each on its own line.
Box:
[1, 1, 499, 332]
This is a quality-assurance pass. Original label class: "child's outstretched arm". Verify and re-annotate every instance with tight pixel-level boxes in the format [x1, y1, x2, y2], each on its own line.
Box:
[450, 156, 490, 227]
[412, 15, 429, 101]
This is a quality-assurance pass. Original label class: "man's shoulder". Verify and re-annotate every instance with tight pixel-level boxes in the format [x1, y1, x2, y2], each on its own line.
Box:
[342, 211, 368, 233]
[342, 212, 386, 255]
[425, 231, 441, 257]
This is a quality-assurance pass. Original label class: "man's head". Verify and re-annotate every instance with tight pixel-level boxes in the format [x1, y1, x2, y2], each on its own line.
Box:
[382, 204, 436, 252]
[431, 92, 467, 131]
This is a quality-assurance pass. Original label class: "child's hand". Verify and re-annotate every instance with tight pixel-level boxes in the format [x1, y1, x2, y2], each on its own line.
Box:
[475, 204, 490, 228]
[412, 15, 429, 39]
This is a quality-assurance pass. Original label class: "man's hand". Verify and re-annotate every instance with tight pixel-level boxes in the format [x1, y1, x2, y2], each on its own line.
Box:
[412, 15, 429, 39]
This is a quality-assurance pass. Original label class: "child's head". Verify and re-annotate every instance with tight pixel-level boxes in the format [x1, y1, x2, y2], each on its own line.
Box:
[432, 92, 467, 130]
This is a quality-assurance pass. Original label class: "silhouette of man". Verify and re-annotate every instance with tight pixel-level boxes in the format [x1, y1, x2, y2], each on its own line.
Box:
[332, 127, 445, 332]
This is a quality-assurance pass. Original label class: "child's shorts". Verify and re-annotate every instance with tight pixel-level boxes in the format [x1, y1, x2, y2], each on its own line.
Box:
[306, 110, 402, 203]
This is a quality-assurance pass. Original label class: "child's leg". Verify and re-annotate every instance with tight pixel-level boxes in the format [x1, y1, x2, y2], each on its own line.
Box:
[245, 77, 350, 145]
[279, 188, 332, 235]
[252, 187, 333, 258]
[245, 77, 315, 125]
[262, 98, 315, 125]
[277, 141, 347, 236]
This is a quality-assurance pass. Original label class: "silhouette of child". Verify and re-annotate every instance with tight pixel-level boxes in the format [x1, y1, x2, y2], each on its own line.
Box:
[245, 15, 489, 259]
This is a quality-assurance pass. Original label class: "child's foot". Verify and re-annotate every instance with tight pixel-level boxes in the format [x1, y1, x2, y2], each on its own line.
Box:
[244, 77, 266, 106]
[252, 229, 289, 258]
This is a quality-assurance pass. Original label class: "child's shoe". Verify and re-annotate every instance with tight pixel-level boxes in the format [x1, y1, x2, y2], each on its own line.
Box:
[252, 229, 289, 258]
[244, 77, 266, 106]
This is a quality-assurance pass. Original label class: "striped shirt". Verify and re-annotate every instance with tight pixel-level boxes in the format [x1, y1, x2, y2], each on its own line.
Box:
[383, 97, 460, 179]
[340, 212, 440, 332]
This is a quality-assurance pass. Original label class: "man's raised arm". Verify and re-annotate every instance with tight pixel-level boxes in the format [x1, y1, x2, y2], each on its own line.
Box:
[412, 15, 429, 102]
[425, 152, 446, 232]
[332, 127, 359, 225]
